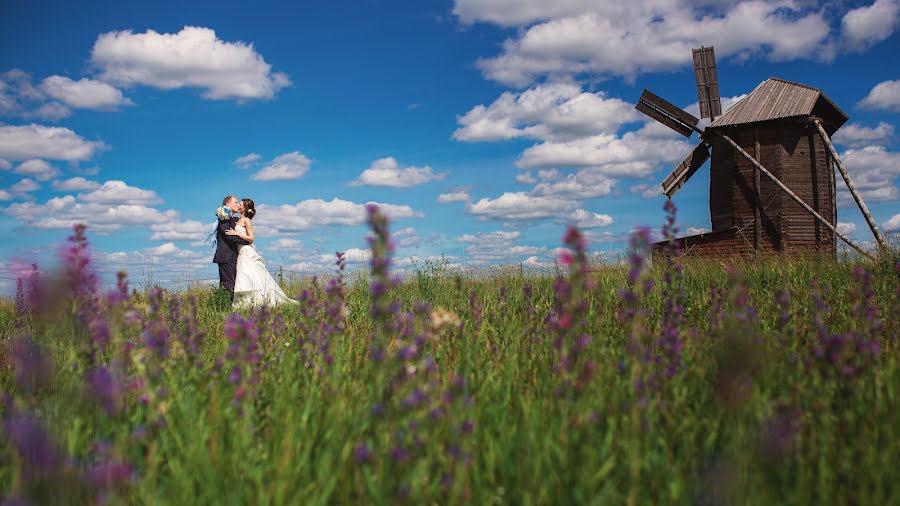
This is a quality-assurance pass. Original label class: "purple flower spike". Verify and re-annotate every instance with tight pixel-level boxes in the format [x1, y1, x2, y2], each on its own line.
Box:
[354, 443, 373, 464]
[86, 367, 122, 416]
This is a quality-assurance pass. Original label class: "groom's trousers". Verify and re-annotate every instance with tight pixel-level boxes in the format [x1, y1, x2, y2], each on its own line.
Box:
[218, 262, 237, 299]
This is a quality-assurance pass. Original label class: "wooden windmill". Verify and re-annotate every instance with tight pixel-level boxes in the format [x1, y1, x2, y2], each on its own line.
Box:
[636, 46, 888, 259]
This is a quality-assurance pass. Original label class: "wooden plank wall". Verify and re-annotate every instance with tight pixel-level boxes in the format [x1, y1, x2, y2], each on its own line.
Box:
[776, 122, 836, 256]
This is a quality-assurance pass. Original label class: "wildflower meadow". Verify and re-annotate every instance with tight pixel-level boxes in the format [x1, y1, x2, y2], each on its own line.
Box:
[1, 204, 898, 505]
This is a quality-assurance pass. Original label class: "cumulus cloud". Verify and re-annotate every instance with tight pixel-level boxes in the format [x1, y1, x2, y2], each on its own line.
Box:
[836, 222, 857, 235]
[530, 169, 616, 199]
[437, 191, 470, 203]
[150, 220, 212, 242]
[837, 145, 900, 204]
[0, 189, 11, 201]
[90, 26, 291, 100]
[81, 180, 160, 205]
[351, 157, 446, 187]
[454, 83, 638, 142]
[516, 127, 693, 174]
[52, 177, 101, 191]
[858, 79, 900, 112]
[686, 226, 711, 235]
[840, 0, 900, 52]
[321, 247, 371, 264]
[1, 70, 131, 119]
[466, 191, 580, 220]
[268, 238, 303, 251]
[629, 182, 662, 199]
[251, 151, 311, 181]
[455, 1, 892, 86]
[515, 172, 537, 184]
[234, 153, 262, 168]
[255, 198, 422, 233]
[458, 229, 545, 263]
[10, 195, 177, 232]
[566, 209, 613, 228]
[11, 159, 59, 181]
[10, 178, 40, 193]
[0, 124, 106, 161]
[882, 213, 900, 232]
[832, 122, 894, 148]
[393, 227, 422, 248]
[40, 75, 132, 110]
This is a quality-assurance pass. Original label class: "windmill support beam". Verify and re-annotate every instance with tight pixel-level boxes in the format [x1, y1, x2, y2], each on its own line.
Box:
[754, 130, 761, 253]
[710, 130, 876, 260]
[812, 120, 888, 251]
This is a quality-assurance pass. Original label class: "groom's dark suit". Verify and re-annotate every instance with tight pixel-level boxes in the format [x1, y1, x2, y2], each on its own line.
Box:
[213, 217, 249, 298]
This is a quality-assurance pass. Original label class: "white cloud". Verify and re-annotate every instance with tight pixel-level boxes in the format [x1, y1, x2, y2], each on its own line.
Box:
[530, 168, 616, 199]
[321, 247, 371, 264]
[10, 178, 40, 193]
[457, 229, 545, 263]
[858, 80, 900, 112]
[837, 145, 900, 204]
[268, 238, 303, 251]
[90, 26, 291, 100]
[31, 102, 71, 121]
[836, 222, 857, 235]
[515, 172, 536, 184]
[686, 226, 710, 235]
[12, 159, 59, 181]
[0, 190, 11, 201]
[234, 153, 262, 167]
[0, 159, 10, 170]
[882, 213, 900, 232]
[394, 226, 422, 248]
[840, 0, 900, 51]
[630, 182, 662, 199]
[351, 157, 446, 187]
[40, 75, 132, 110]
[0, 124, 106, 161]
[252, 151, 311, 181]
[81, 180, 160, 205]
[832, 122, 894, 148]
[150, 220, 211, 241]
[437, 191, 470, 203]
[516, 127, 693, 174]
[52, 177, 101, 191]
[566, 209, 613, 228]
[10, 195, 178, 232]
[255, 197, 422, 233]
[464, 2, 839, 86]
[466, 191, 580, 220]
[454, 83, 638, 142]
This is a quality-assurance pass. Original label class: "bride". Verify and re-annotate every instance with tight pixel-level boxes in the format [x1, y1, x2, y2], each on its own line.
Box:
[224, 198, 298, 308]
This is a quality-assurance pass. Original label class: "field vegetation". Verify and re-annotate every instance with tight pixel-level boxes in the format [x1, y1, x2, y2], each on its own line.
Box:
[1, 204, 898, 505]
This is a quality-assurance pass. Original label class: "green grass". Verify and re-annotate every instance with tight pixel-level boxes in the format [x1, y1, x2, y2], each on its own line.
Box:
[1, 253, 898, 505]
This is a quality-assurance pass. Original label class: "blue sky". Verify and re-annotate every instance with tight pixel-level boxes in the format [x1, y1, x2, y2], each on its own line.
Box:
[1, 0, 899, 290]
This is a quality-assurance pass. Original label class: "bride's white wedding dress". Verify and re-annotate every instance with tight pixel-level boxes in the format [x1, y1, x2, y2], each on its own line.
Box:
[233, 224, 298, 308]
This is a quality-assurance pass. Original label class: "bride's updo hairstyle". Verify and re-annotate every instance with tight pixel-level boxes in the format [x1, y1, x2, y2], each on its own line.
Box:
[242, 198, 256, 220]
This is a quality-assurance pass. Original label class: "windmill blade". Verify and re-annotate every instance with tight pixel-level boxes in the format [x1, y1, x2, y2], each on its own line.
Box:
[660, 141, 711, 197]
[693, 46, 722, 120]
[635, 89, 701, 138]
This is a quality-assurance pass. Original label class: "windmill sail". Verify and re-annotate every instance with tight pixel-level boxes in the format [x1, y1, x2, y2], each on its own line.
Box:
[635, 90, 701, 138]
[693, 46, 722, 120]
[660, 141, 711, 197]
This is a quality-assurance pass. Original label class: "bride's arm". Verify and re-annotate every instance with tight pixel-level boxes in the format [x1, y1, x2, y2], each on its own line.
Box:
[224, 218, 254, 243]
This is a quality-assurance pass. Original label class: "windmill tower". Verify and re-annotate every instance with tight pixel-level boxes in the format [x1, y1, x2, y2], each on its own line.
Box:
[635, 46, 887, 259]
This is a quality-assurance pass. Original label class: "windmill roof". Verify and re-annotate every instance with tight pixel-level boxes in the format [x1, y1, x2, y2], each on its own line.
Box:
[708, 77, 848, 131]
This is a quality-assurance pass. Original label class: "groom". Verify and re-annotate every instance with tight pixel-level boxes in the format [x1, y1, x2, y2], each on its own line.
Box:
[213, 195, 250, 301]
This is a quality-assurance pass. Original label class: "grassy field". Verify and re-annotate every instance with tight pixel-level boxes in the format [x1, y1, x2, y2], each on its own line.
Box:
[1, 206, 898, 505]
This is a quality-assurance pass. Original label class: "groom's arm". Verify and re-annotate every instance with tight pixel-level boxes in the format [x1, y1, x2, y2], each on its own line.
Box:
[218, 219, 250, 245]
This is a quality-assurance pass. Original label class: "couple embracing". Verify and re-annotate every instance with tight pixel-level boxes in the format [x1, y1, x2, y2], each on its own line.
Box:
[212, 195, 298, 308]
